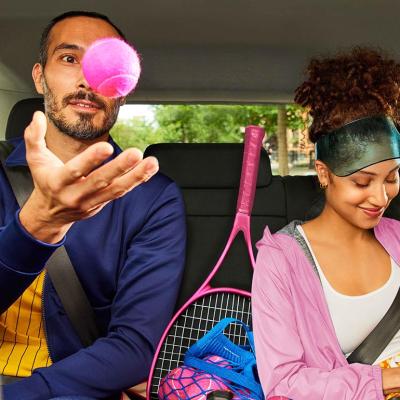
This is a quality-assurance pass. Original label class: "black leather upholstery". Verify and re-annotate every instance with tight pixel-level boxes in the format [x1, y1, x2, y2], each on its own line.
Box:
[6, 99, 399, 309]
[145, 143, 272, 188]
[5, 98, 44, 140]
[145, 143, 279, 306]
[145, 143, 400, 307]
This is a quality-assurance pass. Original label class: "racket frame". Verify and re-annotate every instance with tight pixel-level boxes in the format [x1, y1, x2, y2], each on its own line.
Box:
[147, 126, 264, 399]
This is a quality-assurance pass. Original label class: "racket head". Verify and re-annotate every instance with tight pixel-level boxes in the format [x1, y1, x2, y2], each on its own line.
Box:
[148, 127, 264, 399]
[147, 289, 251, 400]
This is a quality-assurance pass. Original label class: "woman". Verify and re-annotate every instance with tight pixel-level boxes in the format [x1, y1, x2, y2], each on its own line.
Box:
[252, 48, 400, 400]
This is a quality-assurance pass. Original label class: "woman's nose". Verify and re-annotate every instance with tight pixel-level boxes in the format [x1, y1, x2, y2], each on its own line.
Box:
[369, 183, 389, 207]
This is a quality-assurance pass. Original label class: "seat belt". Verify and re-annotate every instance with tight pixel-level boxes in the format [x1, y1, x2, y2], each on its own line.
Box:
[0, 141, 99, 347]
[347, 286, 400, 365]
[295, 215, 400, 366]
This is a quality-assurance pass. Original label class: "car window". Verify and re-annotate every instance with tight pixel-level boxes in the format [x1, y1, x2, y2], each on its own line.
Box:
[112, 103, 315, 175]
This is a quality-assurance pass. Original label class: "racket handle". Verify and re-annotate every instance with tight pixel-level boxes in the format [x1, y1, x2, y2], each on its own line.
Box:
[237, 125, 265, 215]
[207, 391, 233, 400]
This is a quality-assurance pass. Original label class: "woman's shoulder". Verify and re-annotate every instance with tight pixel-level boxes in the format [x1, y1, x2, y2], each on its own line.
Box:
[375, 217, 400, 242]
[376, 217, 400, 235]
[256, 220, 306, 273]
[254, 220, 321, 300]
[257, 220, 303, 248]
[382, 216, 400, 226]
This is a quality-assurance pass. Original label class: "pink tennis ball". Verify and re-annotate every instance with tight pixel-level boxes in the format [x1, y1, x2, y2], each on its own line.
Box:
[82, 37, 141, 98]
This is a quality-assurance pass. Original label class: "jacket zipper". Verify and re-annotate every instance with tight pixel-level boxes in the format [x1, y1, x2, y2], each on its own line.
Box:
[42, 272, 53, 363]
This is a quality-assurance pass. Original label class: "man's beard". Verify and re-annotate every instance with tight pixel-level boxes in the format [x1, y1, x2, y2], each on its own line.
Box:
[42, 76, 121, 140]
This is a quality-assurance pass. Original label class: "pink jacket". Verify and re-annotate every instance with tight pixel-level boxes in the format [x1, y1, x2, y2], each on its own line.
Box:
[252, 217, 400, 400]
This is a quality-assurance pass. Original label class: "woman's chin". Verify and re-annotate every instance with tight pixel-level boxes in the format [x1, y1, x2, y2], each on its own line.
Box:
[354, 214, 384, 230]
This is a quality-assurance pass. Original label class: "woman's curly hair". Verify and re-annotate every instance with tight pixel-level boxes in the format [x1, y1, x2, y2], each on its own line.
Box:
[294, 47, 400, 143]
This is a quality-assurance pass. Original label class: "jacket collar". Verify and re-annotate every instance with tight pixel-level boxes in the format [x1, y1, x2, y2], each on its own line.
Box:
[269, 217, 400, 265]
[5, 137, 27, 167]
[257, 216, 400, 364]
[374, 217, 400, 265]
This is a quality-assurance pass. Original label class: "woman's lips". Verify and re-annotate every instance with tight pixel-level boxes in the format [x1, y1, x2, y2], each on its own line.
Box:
[359, 206, 384, 217]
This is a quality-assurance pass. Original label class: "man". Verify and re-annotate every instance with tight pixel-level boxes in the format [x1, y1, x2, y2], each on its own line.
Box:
[0, 11, 186, 400]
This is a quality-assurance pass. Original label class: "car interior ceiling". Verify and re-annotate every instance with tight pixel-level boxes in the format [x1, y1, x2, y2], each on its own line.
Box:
[1, 0, 400, 133]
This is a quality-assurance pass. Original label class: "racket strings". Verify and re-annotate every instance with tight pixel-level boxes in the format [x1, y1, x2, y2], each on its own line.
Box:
[150, 292, 251, 399]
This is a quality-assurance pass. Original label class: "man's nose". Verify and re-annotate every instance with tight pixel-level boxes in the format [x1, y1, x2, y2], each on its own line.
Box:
[77, 68, 92, 91]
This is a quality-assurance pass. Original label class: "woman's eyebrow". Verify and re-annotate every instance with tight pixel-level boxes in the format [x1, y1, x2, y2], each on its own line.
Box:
[358, 165, 400, 176]
[52, 43, 83, 55]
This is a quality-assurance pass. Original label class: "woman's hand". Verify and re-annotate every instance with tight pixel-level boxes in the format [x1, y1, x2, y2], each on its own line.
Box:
[382, 367, 400, 394]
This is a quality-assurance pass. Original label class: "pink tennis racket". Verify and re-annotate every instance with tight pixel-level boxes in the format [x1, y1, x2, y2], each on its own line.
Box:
[147, 126, 265, 400]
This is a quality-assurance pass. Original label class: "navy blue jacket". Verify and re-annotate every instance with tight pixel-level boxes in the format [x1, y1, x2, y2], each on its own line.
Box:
[1, 137, 186, 399]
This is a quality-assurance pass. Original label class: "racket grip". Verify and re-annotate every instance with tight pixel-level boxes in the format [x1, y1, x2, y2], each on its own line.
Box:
[207, 391, 234, 400]
[237, 125, 265, 215]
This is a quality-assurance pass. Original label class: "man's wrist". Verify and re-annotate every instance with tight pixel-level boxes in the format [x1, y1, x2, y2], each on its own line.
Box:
[19, 191, 71, 244]
[0, 212, 64, 274]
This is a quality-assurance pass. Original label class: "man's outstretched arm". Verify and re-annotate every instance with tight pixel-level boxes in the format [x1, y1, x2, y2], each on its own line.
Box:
[0, 111, 159, 311]
[20, 111, 158, 243]
[4, 179, 186, 400]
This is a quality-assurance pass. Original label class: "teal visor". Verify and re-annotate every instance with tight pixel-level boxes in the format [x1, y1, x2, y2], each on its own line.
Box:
[315, 116, 400, 176]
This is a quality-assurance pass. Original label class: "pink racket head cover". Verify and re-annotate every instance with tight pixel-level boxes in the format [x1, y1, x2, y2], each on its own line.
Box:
[82, 37, 141, 98]
[158, 356, 233, 400]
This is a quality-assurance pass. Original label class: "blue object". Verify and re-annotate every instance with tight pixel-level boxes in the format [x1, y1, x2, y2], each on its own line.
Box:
[0, 137, 186, 399]
[184, 318, 264, 400]
[49, 397, 97, 400]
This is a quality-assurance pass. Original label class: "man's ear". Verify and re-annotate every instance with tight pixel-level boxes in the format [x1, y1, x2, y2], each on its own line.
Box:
[315, 160, 330, 186]
[32, 63, 44, 94]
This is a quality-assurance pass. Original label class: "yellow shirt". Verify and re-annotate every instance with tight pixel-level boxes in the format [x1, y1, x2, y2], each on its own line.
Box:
[0, 271, 51, 377]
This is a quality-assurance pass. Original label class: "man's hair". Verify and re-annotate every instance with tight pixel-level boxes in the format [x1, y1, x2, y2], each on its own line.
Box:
[39, 10, 127, 67]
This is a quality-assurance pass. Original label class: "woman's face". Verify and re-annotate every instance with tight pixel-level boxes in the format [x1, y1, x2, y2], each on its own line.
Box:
[319, 159, 400, 229]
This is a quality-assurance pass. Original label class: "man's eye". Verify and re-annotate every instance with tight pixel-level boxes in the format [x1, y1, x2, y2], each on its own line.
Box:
[61, 55, 77, 63]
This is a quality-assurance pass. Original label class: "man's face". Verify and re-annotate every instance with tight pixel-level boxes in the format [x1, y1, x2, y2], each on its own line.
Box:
[33, 16, 124, 140]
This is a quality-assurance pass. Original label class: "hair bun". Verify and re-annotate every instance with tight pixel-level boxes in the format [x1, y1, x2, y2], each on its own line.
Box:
[295, 47, 400, 142]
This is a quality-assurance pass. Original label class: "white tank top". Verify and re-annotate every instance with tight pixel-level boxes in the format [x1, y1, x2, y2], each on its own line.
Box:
[297, 225, 400, 362]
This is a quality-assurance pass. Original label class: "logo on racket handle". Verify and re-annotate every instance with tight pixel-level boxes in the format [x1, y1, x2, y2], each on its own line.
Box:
[237, 126, 265, 215]
[207, 390, 234, 399]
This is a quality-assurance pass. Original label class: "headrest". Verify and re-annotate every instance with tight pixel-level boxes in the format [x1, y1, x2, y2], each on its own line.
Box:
[6, 98, 44, 140]
[144, 143, 272, 188]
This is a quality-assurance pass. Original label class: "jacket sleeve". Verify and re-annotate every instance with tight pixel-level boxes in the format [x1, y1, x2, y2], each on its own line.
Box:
[4, 181, 187, 400]
[0, 170, 63, 312]
[0, 210, 63, 314]
[252, 244, 384, 400]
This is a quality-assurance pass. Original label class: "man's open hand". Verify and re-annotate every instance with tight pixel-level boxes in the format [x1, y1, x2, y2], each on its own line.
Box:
[19, 111, 159, 243]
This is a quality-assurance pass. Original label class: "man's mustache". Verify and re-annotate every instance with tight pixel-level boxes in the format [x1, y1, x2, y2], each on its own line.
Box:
[62, 91, 107, 109]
